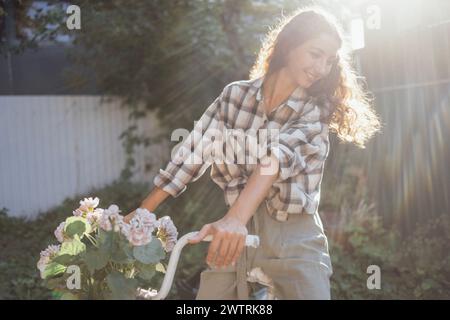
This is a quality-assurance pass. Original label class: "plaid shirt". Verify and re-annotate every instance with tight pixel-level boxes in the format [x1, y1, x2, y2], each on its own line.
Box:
[153, 75, 332, 221]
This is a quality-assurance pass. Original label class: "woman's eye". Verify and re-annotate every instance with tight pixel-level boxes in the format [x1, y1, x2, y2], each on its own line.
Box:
[310, 51, 321, 59]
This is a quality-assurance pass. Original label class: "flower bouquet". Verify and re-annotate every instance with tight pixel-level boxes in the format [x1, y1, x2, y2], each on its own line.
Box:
[37, 197, 178, 300]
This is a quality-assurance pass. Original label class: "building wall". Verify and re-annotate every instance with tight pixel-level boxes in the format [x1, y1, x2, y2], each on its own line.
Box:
[0, 95, 168, 218]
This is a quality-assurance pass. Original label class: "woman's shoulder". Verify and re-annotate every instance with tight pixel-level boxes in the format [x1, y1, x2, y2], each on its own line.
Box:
[225, 77, 259, 88]
[221, 77, 262, 96]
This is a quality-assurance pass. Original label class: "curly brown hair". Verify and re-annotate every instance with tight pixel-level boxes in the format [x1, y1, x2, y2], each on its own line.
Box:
[249, 6, 382, 149]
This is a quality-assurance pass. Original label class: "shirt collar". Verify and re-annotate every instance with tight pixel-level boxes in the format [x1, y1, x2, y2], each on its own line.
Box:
[250, 75, 311, 113]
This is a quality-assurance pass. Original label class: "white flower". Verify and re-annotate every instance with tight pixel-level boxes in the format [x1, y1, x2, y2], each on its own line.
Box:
[73, 197, 100, 217]
[136, 287, 158, 299]
[156, 216, 178, 252]
[80, 197, 99, 211]
[98, 204, 124, 232]
[123, 208, 158, 246]
[37, 244, 61, 279]
[54, 222, 65, 243]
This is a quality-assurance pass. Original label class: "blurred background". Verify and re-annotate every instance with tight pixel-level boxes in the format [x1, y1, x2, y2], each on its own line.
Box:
[0, 0, 449, 299]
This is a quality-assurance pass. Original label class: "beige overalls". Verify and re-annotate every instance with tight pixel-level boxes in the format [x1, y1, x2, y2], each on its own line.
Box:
[195, 200, 333, 300]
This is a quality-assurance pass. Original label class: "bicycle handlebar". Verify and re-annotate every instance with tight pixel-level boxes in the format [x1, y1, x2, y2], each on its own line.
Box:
[151, 232, 260, 300]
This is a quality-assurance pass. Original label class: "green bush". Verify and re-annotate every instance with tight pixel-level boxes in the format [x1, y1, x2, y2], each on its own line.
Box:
[329, 199, 450, 299]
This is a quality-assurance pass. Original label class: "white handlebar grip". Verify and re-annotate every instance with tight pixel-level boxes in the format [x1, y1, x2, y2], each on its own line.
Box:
[202, 234, 260, 248]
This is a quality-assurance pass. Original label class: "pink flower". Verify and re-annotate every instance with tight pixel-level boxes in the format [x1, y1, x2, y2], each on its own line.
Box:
[37, 244, 61, 279]
[123, 208, 158, 246]
[156, 216, 178, 252]
[73, 208, 83, 217]
[125, 227, 152, 247]
[54, 222, 65, 243]
[98, 204, 124, 232]
[86, 208, 103, 225]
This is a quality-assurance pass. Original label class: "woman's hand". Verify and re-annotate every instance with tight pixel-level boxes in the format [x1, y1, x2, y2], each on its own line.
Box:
[188, 215, 248, 268]
[123, 210, 135, 224]
[187, 155, 280, 268]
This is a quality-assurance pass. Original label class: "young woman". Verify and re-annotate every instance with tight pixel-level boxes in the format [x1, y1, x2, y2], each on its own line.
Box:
[125, 7, 381, 299]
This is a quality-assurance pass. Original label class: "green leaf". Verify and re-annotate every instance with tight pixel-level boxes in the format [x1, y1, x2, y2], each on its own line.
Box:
[42, 262, 67, 279]
[59, 238, 86, 257]
[64, 216, 91, 238]
[98, 230, 113, 256]
[106, 271, 138, 300]
[84, 249, 109, 274]
[111, 235, 134, 264]
[136, 262, 156, 281]
[111, 249, 132, 264]
[122, 241, 135, 260]
[52, 254, 75, 266]
[133, 238, 165, 264]
[97, 231, 133, 264]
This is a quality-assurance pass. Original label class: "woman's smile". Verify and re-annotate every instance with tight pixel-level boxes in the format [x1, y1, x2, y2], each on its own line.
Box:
[305, 70, 318, 83]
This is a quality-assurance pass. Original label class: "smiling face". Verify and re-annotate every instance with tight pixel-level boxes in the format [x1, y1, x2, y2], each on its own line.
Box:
[285, 33, 340, 88]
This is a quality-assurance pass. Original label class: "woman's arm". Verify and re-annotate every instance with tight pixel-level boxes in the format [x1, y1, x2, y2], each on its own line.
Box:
[124, 86, 228, 224]
[123, 186, 170, 223]
[188, 154, 280, 268]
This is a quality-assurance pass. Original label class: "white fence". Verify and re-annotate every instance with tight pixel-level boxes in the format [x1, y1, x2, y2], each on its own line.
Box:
[0, 95, 167, 218]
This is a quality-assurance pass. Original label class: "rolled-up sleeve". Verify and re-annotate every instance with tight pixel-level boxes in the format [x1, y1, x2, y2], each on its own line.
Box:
[266, 119, 327, 182]
[153, 86, 227, 198]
